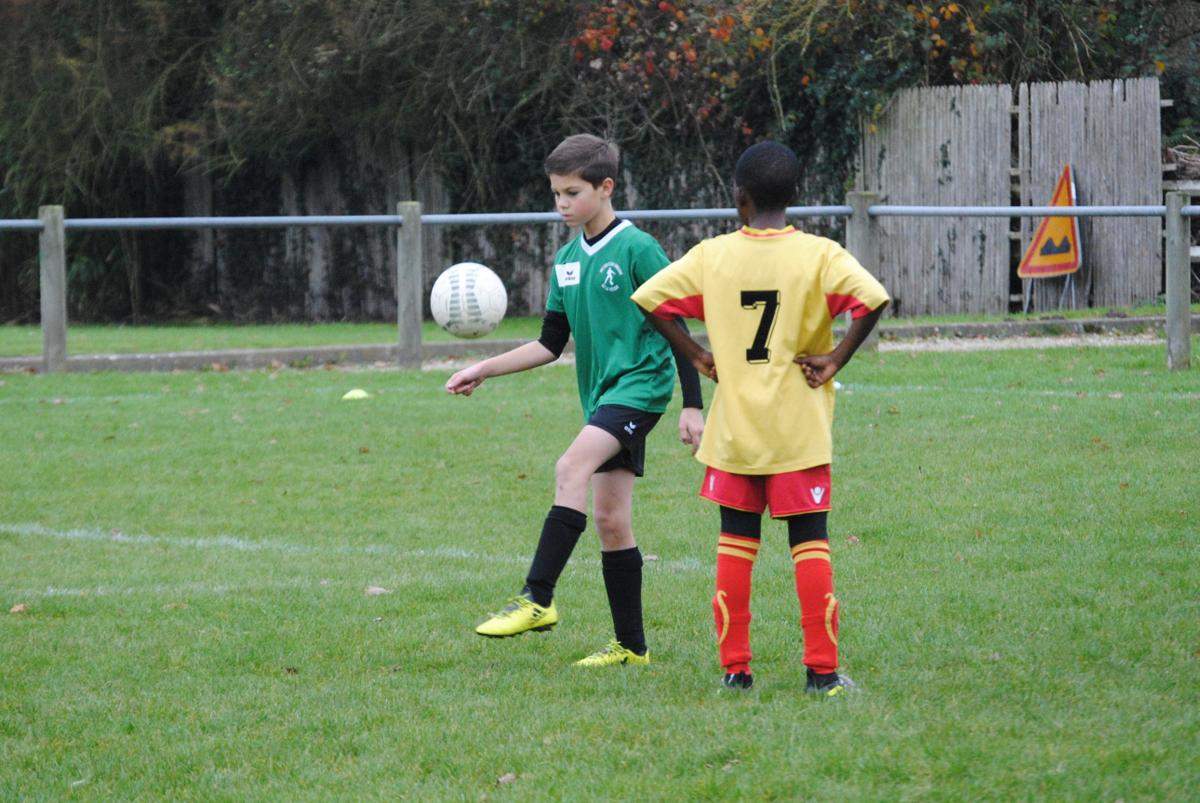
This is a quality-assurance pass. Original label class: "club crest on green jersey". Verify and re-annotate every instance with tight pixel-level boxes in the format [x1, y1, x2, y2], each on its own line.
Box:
[599, 262, 624, 292]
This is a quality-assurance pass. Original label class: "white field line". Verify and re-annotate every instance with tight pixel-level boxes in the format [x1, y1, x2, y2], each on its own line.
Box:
[0, 522, 389, 555]
[0, 522, 709, 574]
[3, 571, 508, 599]
[5, 578, 323, 599]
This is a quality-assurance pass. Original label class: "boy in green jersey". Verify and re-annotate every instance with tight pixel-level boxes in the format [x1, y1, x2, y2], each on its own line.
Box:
[446, 134, 704, 666]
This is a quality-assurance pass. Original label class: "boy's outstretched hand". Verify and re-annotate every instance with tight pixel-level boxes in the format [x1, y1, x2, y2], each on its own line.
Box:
[444, 341, 561, 397]
[795, 353, 842, 388]
[446, 363, 487, 396]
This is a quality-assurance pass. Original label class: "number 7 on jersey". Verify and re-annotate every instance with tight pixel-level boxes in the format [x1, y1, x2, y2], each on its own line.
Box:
[741, 290, 780, 363]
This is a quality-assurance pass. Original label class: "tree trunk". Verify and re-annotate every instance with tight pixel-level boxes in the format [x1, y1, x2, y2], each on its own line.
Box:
[182, 169, 216, 308]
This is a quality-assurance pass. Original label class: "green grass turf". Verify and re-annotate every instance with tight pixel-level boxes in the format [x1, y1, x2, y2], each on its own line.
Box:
[3, 302, 1196, 357]
[0, 318, 547, 358]
[1, 345, 1197, 798]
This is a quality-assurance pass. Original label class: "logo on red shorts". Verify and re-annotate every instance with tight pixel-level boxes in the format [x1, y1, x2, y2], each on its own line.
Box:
[810, 486, 826, 504]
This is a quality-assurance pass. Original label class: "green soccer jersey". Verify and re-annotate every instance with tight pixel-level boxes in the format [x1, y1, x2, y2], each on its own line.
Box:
[546, 219, 675, 419]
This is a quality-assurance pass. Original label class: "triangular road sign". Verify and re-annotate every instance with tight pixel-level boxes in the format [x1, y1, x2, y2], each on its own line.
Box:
[1018, 165, 1082, 278]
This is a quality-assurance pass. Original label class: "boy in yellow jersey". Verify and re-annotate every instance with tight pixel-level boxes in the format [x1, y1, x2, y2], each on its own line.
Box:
[631, 141, 889, 694]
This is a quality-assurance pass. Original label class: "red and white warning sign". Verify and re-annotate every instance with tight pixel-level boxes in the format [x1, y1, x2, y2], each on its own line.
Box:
[1018, 165, 1081, 279]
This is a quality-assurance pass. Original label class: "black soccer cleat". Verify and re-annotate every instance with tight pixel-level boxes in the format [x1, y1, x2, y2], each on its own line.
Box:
[806, 668, 856, 698]
[721, 671, 754, 690]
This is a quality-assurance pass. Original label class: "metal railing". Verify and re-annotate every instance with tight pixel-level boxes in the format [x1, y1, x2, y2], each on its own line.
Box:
[3, 195, 1196, 372]
[871, 205, 1196, 217]
[0, 205, 857, 231]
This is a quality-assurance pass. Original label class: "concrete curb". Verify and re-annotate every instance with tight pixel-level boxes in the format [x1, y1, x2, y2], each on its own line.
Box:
[1, 315, 1195, 374]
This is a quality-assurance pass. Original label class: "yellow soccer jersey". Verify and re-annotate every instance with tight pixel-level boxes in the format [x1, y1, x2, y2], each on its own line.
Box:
[631, 225, 889, 474]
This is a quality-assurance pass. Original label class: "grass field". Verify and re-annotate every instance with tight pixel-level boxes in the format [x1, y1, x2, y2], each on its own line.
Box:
[2, 302, 1196, 357]
[0, 318, 547, 358]
[2, 344, 1198, 798]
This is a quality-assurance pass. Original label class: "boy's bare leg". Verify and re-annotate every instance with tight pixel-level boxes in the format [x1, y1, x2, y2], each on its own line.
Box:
[521, 425, 621, 605]
[591, 469, 635, 551]
[553, 425, 622, 510]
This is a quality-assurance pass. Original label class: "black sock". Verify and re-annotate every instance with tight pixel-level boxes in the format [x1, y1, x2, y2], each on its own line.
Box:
[807, 667, 840, 687]
[522, 505, 587, 606]
[601, 546, 646, 655]
[786, 512, 828, 548]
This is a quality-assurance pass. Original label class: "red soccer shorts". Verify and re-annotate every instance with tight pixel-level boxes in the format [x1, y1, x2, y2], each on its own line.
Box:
[700, 464, 832, 518]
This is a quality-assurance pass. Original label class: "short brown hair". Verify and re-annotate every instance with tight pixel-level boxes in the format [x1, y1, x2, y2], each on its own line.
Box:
[543, 134, 619, 186]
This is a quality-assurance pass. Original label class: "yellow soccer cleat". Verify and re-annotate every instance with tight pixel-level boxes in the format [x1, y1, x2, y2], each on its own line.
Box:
[475, 595, 558, 638]
[574, 640, 650, 667]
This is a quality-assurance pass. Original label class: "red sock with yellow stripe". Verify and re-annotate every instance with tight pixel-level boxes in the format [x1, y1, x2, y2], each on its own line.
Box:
[714, 507, 762, 675]
[790, 537, 838, 674]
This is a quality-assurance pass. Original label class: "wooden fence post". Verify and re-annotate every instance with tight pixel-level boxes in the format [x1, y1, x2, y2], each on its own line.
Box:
[38, 205, 67, 373]
[1164, 192, 1191, 371]
[846, 192, 881, 350]
[396, 201, 423, 369]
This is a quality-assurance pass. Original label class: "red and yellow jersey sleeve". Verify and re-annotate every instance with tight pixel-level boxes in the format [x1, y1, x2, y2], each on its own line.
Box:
[630, 242, 706, 321]
[821, 245, 890, 320]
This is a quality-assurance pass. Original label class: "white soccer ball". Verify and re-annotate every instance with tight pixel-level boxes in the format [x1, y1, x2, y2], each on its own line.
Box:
[429, 262, 508, 339]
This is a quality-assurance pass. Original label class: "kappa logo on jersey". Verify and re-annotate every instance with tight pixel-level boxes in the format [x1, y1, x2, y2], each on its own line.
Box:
[810, 486, 826, 504]
[599, 262, 624, 292]
[555, 262, 581, 287]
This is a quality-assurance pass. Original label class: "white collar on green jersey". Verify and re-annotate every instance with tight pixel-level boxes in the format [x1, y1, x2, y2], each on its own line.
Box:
[578, 218, 632, 256]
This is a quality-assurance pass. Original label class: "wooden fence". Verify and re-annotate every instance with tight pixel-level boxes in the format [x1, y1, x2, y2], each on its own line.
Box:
[857, 84, 1013, 316]
[858, 77, 1163, 316]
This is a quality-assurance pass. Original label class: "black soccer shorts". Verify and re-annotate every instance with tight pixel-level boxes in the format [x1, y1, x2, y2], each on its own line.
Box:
[586, 404, 662, 477]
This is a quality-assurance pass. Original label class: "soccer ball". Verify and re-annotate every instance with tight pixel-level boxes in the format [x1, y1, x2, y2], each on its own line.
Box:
[429, 262, 508, 339]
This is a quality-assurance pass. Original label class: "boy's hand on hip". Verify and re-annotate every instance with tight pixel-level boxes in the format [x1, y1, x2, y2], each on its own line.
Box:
[446, 363, 487, 396]
[679, 407, 705, 454]
[693, 351, 718, 382]
[795, 353, 842, 388]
